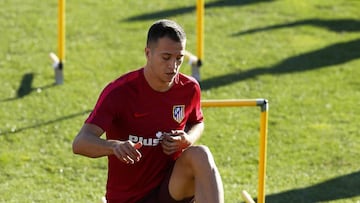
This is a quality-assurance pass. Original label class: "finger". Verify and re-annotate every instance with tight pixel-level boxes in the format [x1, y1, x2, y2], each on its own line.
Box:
[119, 147, 135, 164]
[119, 141, 142, 163]
[161, 145, 172, 155]
[122, 156, 132, 164]
[162, 147, 176, 155]
[113, 143, 135, 164]
[161, 141, 177, 155]
[161, 141, 170, 151]
[162, 135, 174, 142]
[114, 148, 131, 164]
[171, 130, 183, 136]
[132, 142, 142, 162]
[113, 145, 125, 159]
[123, 144, 141, 163]
[134, 142, 142, 149]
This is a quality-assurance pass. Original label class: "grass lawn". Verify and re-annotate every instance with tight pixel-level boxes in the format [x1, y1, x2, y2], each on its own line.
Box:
[0, 0, 359, 202]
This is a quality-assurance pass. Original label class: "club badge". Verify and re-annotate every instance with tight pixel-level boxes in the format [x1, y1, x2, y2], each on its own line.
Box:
[173, 105, 185, 123]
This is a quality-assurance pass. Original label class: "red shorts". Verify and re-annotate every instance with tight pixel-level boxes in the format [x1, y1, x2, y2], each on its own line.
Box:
[107, 166, 194, 203]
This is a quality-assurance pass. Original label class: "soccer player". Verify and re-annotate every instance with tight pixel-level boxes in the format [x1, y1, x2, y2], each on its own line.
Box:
[72, 19, 224, 203]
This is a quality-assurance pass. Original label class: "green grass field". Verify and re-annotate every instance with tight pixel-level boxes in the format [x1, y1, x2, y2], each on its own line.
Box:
[1, 0, 359, 202]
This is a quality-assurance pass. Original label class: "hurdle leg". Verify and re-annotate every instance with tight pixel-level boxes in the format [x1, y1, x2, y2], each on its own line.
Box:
[242, 190, 256, 203]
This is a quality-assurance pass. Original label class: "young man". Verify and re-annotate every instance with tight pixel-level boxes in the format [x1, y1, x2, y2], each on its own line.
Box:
[72, 19, 224, 203]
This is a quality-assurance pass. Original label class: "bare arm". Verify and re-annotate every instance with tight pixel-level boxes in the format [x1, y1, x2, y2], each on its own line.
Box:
[72, 123, 115, 158]
[72, 123, 142, 163]
[185, 121, 204, 144]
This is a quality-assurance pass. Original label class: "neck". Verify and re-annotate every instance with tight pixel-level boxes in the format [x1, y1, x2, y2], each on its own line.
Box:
[143, 66, 173, 92]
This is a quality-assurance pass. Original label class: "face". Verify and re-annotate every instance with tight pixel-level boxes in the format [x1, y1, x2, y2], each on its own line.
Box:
[145, 37, 186, 88]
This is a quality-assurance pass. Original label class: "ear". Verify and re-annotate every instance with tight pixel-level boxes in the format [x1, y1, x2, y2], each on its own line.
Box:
[145, 47, 151, 60]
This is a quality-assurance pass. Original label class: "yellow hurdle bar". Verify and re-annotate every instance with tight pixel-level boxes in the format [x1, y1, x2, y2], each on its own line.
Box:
[58, 0, 65, 63]
[201, 99, 269, 203]
[201, 99, 261, 107]
[196, 0, 204, 61]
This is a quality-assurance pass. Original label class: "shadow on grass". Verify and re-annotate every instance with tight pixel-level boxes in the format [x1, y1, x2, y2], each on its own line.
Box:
[1, 72, 55, 102]
[200, 18, 360, 90]
[233, 18, 360, 36]
[124, 0, 274, 22]
[253, 171, 360, 203]
[0, 110, 91, 136]
[200, 38, 360, 90]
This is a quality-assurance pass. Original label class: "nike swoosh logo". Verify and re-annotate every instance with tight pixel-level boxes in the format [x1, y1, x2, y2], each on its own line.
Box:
[134, 112, 150, 118]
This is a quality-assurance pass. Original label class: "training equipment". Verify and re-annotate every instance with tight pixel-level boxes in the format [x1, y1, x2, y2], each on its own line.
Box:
[202, 99, 269, 203]
[241, 190, 256, 203]
[184, 51, 202, 81]
[49, 52, 63, 84]
[50, 0, 65, 85]
[196, 0, 204, 61]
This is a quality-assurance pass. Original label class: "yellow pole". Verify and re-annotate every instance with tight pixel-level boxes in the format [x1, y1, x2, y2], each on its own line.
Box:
[258, 105, 268, 203]
[196, 0, 204, 61]
[201, 99, 269, 203]
[53, 0, 65, 84]
[201, 99, 258, 107]
[58, 0, 65, 62]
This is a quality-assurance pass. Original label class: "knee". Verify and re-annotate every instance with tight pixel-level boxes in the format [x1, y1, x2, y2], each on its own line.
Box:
[183, 145, 215, 166]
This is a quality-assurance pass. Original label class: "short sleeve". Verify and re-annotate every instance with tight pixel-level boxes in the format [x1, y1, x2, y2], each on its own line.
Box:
[85, 85, 118, 132]
[187, 81, 203, 125]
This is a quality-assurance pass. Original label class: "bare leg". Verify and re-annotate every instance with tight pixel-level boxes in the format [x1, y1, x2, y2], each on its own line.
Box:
[169, 145, 224, 203]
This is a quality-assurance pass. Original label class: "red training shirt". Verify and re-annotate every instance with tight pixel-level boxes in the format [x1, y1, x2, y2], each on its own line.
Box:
[85, 68, 203, 202]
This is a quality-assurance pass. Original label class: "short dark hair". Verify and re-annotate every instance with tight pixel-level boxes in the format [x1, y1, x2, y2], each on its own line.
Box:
[146, 19, 186, 47]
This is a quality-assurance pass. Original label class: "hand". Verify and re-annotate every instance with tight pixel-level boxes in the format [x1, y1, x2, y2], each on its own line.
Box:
[161, 130, 191, 155]
[112, 141, 142, 164]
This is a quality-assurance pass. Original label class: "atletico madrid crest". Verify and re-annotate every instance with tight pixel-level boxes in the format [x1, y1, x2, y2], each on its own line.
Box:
[173, 105, 185, 123]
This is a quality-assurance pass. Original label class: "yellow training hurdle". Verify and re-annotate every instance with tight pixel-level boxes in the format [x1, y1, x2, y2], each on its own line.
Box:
[201, 99, 269, 203]
[50, 0, 66, 85]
